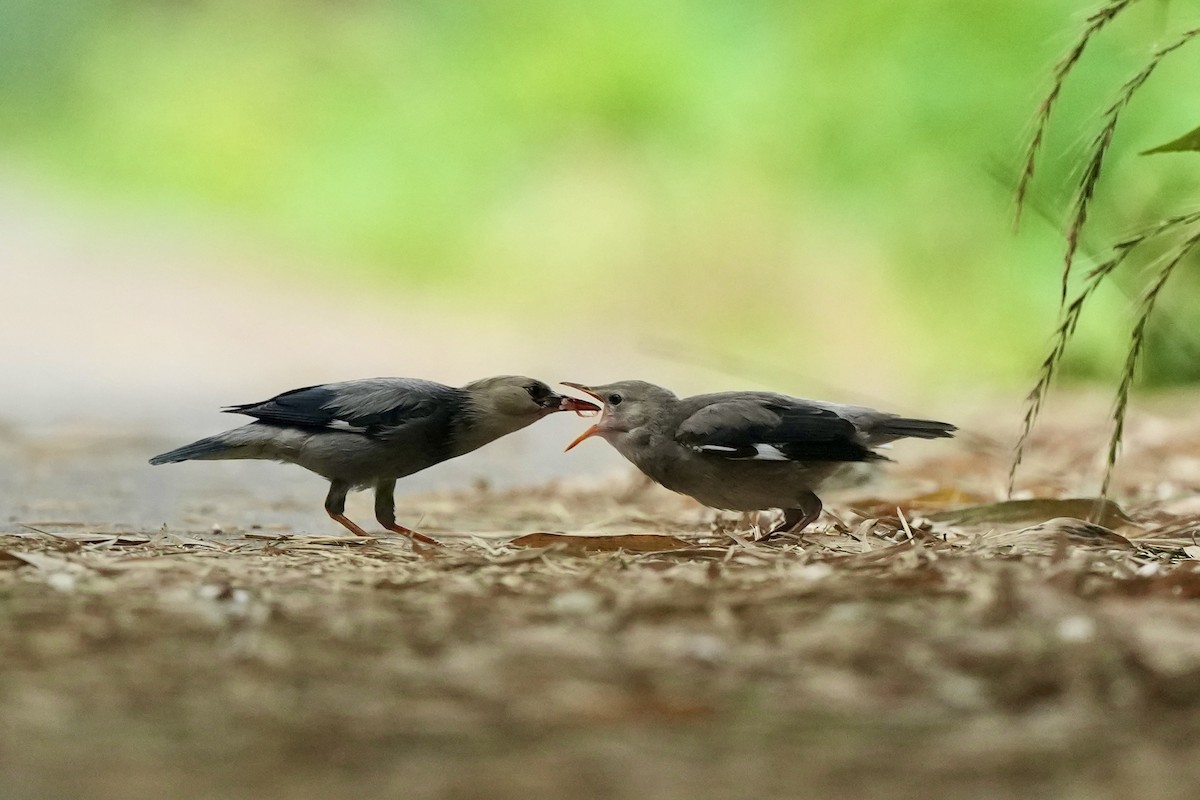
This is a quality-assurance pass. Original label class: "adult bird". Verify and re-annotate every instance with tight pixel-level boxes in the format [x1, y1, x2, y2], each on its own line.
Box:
[150, 376, 599, 544]
[561, 380, 954, 535]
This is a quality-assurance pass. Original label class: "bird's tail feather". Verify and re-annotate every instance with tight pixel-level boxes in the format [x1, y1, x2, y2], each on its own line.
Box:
[149, 435, 235, 465]
[876, 417, 957, 440]
[149, 424, 301, 466]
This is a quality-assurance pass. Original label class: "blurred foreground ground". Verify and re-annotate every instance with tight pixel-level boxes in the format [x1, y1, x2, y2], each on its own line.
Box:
[5, 394, 1200, 800]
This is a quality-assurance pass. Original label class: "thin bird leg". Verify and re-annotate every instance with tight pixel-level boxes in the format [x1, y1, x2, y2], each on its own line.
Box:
[374, 479, 441, 546]
[324, 480, 371, 537]
[768, 492, 824, 537]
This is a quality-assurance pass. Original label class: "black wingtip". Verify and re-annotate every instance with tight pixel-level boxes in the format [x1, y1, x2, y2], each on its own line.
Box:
[882, 418, 957, 440]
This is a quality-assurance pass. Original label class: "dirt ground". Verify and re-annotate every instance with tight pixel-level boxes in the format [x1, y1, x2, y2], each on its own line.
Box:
[5, 396, 1200, 800]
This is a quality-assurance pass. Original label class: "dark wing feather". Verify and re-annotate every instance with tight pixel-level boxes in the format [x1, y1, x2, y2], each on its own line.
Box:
[223, 378, 460, 436]
[675, 397, 882, 463]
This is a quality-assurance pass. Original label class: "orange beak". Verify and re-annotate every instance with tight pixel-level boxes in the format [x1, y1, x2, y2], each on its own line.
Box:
[561, 382, 604, 452]
[564, 424, 599, 452]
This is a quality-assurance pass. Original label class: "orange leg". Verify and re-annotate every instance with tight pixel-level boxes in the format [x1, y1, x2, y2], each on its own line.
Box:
[324, 480, 372, 537]
[329, 512, 372, 537]
[376, 479, 442, 546]
[382, 522, 441, 546]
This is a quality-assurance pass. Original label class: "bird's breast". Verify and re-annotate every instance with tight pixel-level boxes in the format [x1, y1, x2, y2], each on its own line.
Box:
[630, 442, 843, 512]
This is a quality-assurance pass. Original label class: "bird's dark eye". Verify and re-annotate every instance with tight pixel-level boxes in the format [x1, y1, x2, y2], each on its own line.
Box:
[526, 383, 548, 399]
[608, 393, 623, 406]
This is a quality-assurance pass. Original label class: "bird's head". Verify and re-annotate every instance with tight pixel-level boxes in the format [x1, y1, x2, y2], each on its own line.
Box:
[463, 376, 600, 423]
[560, 380, 677, 450]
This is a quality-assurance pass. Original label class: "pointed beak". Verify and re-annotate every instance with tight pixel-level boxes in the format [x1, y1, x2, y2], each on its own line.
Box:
[564, 423, 599, 452]
[560, 382, 600, 401]
[560, 382, 604, 451]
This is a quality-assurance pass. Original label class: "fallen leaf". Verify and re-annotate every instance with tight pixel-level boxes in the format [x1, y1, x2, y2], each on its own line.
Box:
[927, 498, 1139, 531]
[50, 532, 152, 545]
[985, 517, 1135, 553]
[511, 532, 692, 554]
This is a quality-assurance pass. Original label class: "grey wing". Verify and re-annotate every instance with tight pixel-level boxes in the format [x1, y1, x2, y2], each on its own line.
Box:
[223, 378, 462, 436]
[675, 397, 883, 463]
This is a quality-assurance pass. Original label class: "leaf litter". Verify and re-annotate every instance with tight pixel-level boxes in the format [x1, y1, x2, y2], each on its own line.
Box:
[5, 394, 1200, 799]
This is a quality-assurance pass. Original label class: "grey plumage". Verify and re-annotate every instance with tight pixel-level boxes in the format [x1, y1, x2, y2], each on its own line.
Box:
[151, 376, 598, 543]
[562, 380, 955, 535]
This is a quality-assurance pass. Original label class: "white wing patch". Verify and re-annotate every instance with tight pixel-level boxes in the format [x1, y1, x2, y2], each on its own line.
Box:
[751, 444, 789, 461]
[325, 420, 370, 434]
[692, 443, 791, 460]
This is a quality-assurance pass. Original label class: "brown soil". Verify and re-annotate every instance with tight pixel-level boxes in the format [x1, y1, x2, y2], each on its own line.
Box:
[5, 398, 1200, 800]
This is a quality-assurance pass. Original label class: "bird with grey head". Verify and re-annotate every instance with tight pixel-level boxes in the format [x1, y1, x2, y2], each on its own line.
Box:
[150, 375, 599, 544]
[561, 380, 955, 536]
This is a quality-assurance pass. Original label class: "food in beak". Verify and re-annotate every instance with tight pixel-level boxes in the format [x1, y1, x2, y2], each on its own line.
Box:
[558, 396, 601, 415]
[560, 382, 604, 449]
[559, 382, 602, 417]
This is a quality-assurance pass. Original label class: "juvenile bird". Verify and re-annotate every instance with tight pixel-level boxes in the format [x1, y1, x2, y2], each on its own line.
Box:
[150, 376, 599, 544]
[562, 380, 954, 535]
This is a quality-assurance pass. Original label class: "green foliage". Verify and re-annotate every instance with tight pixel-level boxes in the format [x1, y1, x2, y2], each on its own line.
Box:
[1011, 1, 1200, 494]
[1, 0, 1197, 390]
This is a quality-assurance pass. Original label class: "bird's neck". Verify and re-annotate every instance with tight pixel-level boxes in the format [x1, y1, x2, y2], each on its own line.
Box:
[607, 420, 671, 472]
[451, 404, 538, 457]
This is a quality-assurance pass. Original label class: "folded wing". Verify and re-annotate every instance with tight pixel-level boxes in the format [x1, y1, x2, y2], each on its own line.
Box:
[223, 378, 461, 437]
[675, 396, 883, 463]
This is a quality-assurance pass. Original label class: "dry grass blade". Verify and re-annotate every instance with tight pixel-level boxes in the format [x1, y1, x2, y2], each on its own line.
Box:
[1101, 227, 1200, 494]
[1007, 210, 1200, 494]
[1015, 0, 1136, 230]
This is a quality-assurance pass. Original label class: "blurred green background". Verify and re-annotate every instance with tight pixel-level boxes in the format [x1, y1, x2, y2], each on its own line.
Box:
[4, 0, 1199, 394]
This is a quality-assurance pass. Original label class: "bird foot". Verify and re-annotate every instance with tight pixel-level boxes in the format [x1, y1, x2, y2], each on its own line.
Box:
[758, 511, 821, 542]
[755, 527, 788, 543]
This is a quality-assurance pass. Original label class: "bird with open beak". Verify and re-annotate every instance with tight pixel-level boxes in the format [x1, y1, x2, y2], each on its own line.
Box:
[561, 380, 955, 535]
[150, 376, 599, 544]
